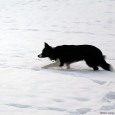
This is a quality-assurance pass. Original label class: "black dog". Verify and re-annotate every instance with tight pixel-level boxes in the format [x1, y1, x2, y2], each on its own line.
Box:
[38, 42, 112, 71]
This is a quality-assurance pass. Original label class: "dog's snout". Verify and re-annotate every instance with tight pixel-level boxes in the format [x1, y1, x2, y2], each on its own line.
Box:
[38, 54, 42, 58]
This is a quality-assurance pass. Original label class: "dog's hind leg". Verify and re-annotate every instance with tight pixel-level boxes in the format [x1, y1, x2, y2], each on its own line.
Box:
[85, 59, 99, 71]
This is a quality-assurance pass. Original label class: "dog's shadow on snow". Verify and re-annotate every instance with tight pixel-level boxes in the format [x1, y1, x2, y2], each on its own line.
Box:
[41, 62, 107, 76]
[40, 61, 115, 79]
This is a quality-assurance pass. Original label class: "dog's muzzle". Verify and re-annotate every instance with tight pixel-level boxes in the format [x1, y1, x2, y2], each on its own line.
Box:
[38, 54, 43, 58]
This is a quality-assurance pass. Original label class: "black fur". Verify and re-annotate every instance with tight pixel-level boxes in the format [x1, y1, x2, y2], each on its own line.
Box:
[38, 42, 112, 71]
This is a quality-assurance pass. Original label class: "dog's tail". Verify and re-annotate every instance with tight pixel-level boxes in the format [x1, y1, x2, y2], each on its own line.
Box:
[100, 58, 112, 71]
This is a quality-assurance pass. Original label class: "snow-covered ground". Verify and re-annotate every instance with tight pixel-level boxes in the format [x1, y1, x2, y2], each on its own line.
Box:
[0, 0, 115, 115]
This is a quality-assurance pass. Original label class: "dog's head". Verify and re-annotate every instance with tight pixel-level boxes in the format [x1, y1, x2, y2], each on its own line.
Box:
[38, 42, 54, 59]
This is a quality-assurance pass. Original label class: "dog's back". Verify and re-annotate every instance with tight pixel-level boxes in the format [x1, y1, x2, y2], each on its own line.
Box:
[54, 45, 102, 62]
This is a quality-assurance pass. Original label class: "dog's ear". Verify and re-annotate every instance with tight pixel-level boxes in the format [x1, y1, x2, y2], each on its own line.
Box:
[44, 42, 52, 48]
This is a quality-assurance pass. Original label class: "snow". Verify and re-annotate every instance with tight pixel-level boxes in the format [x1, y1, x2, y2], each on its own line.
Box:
[0, 0, 115, 115]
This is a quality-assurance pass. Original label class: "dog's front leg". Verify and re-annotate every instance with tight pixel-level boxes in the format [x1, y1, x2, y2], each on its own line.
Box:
[66, 63, 71, 69]
[42, 59, 60, 69]
[59, 61, 64, 67]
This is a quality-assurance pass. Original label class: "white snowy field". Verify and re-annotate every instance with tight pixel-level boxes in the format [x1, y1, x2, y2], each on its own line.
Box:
[0, 0, 115, 115]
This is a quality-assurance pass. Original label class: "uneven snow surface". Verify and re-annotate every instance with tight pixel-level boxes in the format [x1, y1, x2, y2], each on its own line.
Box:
[0, 0, 115, 115]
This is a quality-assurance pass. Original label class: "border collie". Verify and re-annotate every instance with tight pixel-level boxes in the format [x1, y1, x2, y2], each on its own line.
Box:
[38, 42, 112, 71]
